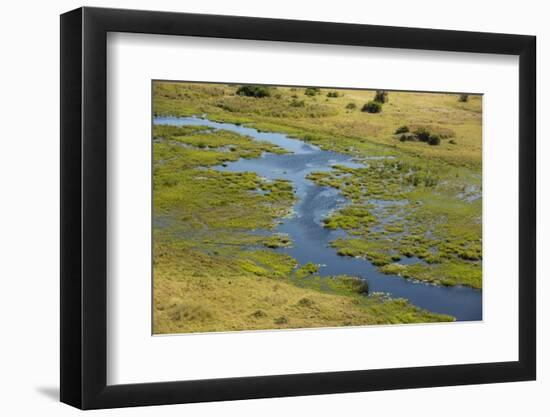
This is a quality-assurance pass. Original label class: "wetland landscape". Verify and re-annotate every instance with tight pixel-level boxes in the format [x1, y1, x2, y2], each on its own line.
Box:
[152, 81, 482, 334]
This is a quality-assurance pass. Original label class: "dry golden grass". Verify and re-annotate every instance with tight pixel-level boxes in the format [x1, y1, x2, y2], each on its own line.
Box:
[153, 246, 450, 334]
[154, 82, 482, 167]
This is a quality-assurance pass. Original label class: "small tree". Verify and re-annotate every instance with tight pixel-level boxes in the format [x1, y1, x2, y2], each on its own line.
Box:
[374, 90, 388, 103]
[361, 101, 382, 113]
[236, 85, 272, 98]
[346, 102, 357, 110]
[399, 133, 415, 142]
[414, 127, 431, 142]
[304, 87, 321, 96]
[459, 94, 469, 102]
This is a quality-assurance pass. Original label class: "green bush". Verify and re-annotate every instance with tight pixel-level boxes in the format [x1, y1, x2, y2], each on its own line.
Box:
[459, 94, 469, 102]
[374, 90, 388, 103]
[428, 134, 441, 146]
[449, 139, 457, 145]
[327, 91, 340, 98]
[395, 125, 409, 134]
[304, 87, 321, 96]
[414, 127, 431, 142]
[346, 102, 357, 110]
[236, 85, 272, 98]
[361, 101, 382, 113]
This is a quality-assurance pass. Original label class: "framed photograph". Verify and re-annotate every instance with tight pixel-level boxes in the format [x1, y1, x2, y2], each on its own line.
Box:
[60, 6, 536, 409]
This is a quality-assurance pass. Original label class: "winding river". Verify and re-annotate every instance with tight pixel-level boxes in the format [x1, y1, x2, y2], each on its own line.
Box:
[154, 116, 482, 321]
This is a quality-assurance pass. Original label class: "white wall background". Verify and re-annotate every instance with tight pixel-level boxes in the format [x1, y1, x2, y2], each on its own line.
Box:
[0, 0, 545, 415]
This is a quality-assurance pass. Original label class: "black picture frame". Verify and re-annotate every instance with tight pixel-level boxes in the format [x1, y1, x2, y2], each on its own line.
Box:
[60, 6, 536, 410]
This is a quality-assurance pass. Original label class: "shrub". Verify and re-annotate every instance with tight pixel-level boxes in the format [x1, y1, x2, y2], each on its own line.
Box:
[346, 102, 357, 110]
[395, 125, 409, 134]
[304, 87, 321, 96]
[409, 124, 455, 139]
[236, 85, 272, 98]
[414, 127, 431, 142]
[361, 101, 382, 113]
[374, 90, 388, 103]
[459, 94, 469, 102]
[327, 91, 339, 98]
[449, 139, 457, 145]
[428, 134, 441, 146]
[399, 133, 415, 142]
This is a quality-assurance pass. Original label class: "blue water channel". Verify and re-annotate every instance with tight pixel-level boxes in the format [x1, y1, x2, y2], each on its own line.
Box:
[154, 116, 482, 321]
